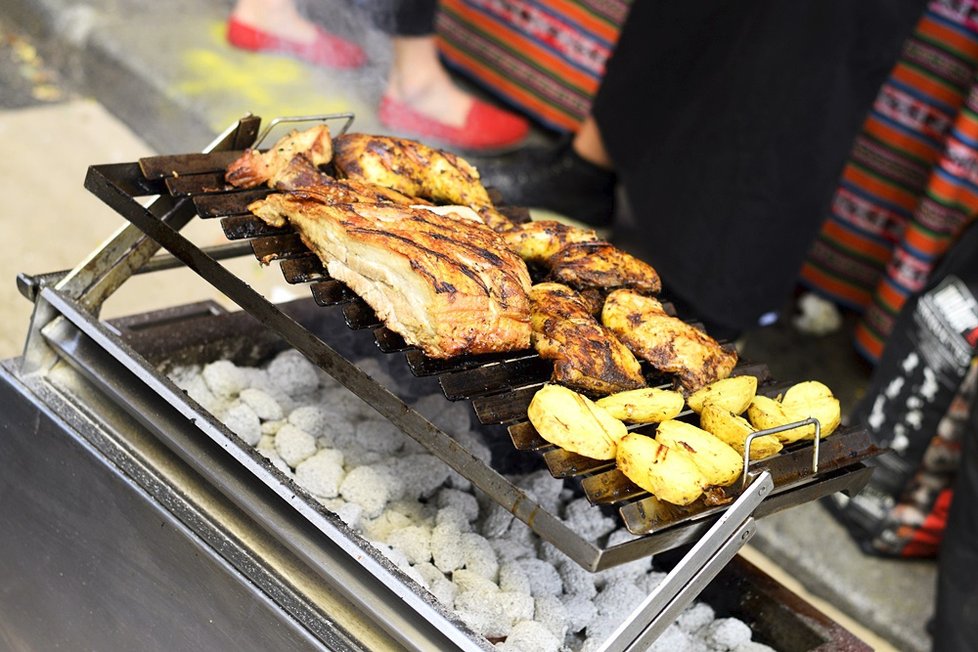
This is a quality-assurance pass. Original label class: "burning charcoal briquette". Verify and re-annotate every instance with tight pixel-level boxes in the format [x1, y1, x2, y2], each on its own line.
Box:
[294, 449, 345, 498]
[557, 559, 597, 599]
[391, 454, 451, 500]
[267, 350, 320, 397]
[676, 601, 716, 635]
[561, 593, 598, 635]
[388, 525, 433, 565]
[500, 590, 535, 622]
[202, 360, 248, 398]
[460, 532, 499, 580]
[533, 595, 569, 641]
[413, 393, 472, 434]
[413, 561, 457, 608]
[435, 487, 479, 524]
[646, 623, 697, 652]
[339, 465, 395, 518]
[274, 423, 318, 468]
[563, 498, 617, 542]
[238, 387, 283, 421]
[223, 401, 261, 446]
[704, 617, 753, 650]
[454, 588, 512, 639]
[496, 620, 561, 652]
[498, 560, 532, 594]
[516, 558, 563, 597]
[431, 522, 465, 573]
[287, 405, 331, 438]
[355, 417, 406, 454]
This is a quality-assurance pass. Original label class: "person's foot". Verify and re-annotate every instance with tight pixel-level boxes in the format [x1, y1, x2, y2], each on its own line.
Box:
[378, 94, 530, 153]
[471, 137, 617, 227]
[226, 17, 366, 70]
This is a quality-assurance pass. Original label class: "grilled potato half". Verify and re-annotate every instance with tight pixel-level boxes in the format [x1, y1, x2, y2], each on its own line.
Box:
[527, 384, 627, 460]
[595, 387, 685, 423]
[699, 404, 783, 460]
[746, 380, 841, 443]
[655, 420, 744, 487]
[686, 375, 758, 415]
[616, 433, 707, 505]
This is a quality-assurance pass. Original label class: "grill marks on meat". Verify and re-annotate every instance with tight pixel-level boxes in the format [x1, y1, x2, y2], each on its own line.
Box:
[530, 282, 645, 395]
[602, 290, 737, 393]
[502, 220, 599, 265]
[250, 193, 532, 358]
[548, 242, 661, 294]
[225, 125, 333, 188]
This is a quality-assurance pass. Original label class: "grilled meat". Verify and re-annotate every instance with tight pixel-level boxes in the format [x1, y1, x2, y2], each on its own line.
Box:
[225, 125, 333, 188]
[530, 282, 646, 395]
[602, 289, 737, 393]
[502, 220, 599, 265]
[249, 193, 532, 358]
[548, 241, 662, 294]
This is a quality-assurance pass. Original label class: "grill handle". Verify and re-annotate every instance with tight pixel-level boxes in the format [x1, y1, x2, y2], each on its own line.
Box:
[597, 470, 774, 652]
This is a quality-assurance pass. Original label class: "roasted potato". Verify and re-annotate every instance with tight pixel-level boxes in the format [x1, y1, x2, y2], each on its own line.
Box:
[699, 404, 783, 460]
[527, 384, 627, 460]
[616, 433, 707, 505]
[686, 375, 758, 415]
[595, 387, 684, 423]
[746, 380, 841, 443]
[654, 419, 743, 487]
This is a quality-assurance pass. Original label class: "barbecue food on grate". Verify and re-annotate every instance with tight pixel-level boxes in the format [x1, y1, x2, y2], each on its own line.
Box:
[226, 125, 334, 188]
[686, 376, 758, 415]
[502, 220, 599, 265]
[527, 384, 626, 460]
[602, 290, 738, 393]
[654, 419, 743, 487]
[548, 241, 662, 294]
[699, 404, 783, 460]
[616, 433, 708, 506]
[747, 380, 841, 443]
[594, 387, 684, 424]
[332, 133, 514, 232]
[270, 155, 428, 205]
[249, 192, 532, 358]
[529, 283, 645, 395]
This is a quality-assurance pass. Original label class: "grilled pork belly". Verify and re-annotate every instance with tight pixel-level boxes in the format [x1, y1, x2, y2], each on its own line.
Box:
[530, 283, 645, 395]
[602, 289, 737, 393]
[548, 241, 661, 294]
[332, 133, 514, 232]
[249, 193, 532, 358]
[225, 125, 333, 188]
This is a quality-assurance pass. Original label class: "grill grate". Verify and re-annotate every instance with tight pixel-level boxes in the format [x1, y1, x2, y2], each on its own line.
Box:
[79, 115, 881, 571]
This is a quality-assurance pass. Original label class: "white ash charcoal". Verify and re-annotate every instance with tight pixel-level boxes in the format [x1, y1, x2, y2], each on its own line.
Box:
[646, 623, 697, 652]
[318, 498, 363, 529]
[446, 470, 473, 492]
[563, 498, 617, 542]
[180, 374, 228, 415]
[497, 620, 561, 652]
[413, 393, 473, 434]
[500, 591, 535, 622]
[261, 419, 285, 435]
[288, 405, 331, 438]
[294, 449, 345, 499]
[337, 442, 389, 469]
[267, 350, 320, 397]
[168, 364, 201, 387]
[581, 616, 618, 652]
[498, 561, 532, 594]
[202, 360, 249, 398]
[361, 510, 413, 543]
[436, 506, 474, 533]
[594, 555, 653, 589]
[561, 592, 598, 634]
[375, 543, 428, 588]
[239, 365, 271, 389]
[275, 423, 318, 468]
[489, 536, 533, 564]
[635, 570, 668, 595]
[390, 454, 451, 500]
[732, 641, 777, 652]
[538, 540, 570, 567]
[321, 386, 374, 423]
[516, 470, 565, 514]
[339, 465, 395, 518]
[414, 561, 457, 609]
[677, 601, 716, 635]
[703, 617, 752, 650]
[223, 401, 262, 446]
[534, 595, 569, 641]
[238, 387, 283, 421]
[353, 356, 398, 390]
[516, 558, 563, 598]
[557, 559, 597, 599]
[451, 568, 500, 593]
[454, 429, 492, 464]
[388, 525, 433, 565]
[461, 532, 499, 580]
[388, 499, 436, 526]
[436, 487, 480, 524]
[355, 417, 407, 454]
[431, 522, 465, 573]
[480, 501, 516, 539]
[593, 581, 646, 620]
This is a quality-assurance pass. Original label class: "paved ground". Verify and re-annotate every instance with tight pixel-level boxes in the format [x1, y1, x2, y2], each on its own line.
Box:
[1, 3, 937, 650]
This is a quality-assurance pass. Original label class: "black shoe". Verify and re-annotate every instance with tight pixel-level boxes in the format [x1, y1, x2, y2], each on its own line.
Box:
[470, 137, 617, 228]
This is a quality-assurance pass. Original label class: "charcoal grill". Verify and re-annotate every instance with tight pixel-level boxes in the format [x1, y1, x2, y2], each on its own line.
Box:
[4, 113, 879, 651]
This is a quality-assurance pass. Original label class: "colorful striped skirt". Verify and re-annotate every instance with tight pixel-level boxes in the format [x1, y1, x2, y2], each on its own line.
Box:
[435, 0, 631, 132]
[800, 0, 978, 362]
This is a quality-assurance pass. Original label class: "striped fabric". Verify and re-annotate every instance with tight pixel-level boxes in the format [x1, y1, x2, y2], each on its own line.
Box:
[435, 0, 631, 132]
[800, 0, 978, 362]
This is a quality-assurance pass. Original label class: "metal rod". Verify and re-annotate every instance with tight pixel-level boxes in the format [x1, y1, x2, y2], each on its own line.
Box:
[255, 113, 356, 147]
[740, 417, 821, 491]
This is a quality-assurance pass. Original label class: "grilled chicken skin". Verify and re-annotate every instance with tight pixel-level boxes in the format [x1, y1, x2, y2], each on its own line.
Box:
[602, 289, 737, 393]
[225, 125, 333, 188]
[548, 241, 661, 294]
[502, 220, 599, 265]
[250, 194, 532, 358]
[530, 283, 646, 395]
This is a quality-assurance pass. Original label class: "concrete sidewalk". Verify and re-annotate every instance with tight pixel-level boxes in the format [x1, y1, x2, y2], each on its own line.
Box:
[2, 2, 938, 650]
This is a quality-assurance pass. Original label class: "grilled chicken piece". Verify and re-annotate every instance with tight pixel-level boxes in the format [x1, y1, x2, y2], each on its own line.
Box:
[225, 125, 333, 188]
[250, 194, 532, 358]
[502, 220, 599, 265]
[530, 282, 646, 395]
[602, 290, 737, 393]
[548, 241, 661, 294]
[332, 133, 514, 232]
